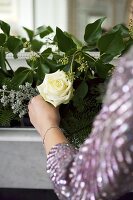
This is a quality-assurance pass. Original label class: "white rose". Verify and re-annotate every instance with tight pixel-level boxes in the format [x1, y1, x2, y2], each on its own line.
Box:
[37, 70, 74, 107]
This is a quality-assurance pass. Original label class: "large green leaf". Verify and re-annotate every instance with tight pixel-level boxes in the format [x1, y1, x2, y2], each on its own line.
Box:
[83, 52, 96, 63]
[34, 25, 53, 38]
[23, 27, 34, 41]
[122, 38, 133, 55]
[96, 60, 114, 78]
[44, 58, 64, 72]
[99, 53, 114, 63]
[111, 24, 129, 38]
[74, 81, 88, 100]
[56, 27, 77, 52]
[72, 81, 88, 110]
[12, 67, 33, 86]
[98, 30, 125, 56]
[64, 32, 83, 49]
[31, 39, 44, 52]
[0, 20, 10, 36]
[0, 33, 6, 46]
[0, 47, 7, 72]
[7, 36, 23, 58]
[41, 48, 52, 58]
[84, 17, 106, 45]
[36, 61, 50, 81]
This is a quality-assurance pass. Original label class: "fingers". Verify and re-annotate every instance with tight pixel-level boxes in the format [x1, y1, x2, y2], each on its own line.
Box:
[28, 95, 46, 113]
[28, 95, 57, 114]
[28, 96, 35, 105]
[28, 96, 37, 112]
[28, 95, 42, 105]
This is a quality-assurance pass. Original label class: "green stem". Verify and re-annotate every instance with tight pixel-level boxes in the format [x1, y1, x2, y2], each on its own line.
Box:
[5, 59, 14, 73]
[70, 54, 75, 73]
[84, 52, 96, 62]
[70, 50, 81, 73]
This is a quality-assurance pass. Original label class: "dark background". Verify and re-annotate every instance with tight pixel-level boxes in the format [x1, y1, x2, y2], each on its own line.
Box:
[0, 189, 59, 200]
[0, 189, 133, 200]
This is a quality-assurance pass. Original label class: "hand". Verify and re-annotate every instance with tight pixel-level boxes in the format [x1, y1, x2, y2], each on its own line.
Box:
[28, 95, 60, 139]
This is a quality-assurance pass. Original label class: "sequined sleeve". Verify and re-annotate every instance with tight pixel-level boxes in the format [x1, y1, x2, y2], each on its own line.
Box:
[47, 53, 133, 200]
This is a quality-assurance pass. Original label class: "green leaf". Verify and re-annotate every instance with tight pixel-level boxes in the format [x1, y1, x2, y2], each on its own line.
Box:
[27, 57, 50, 84]
[80, 52, 96, 71]
[111, 24, 129, 38]
[12, 67, 33, 86]
[36, 62, 50, 81]
[0, 47, 7, 73]
[64, 32, 83, 49]
[44, 58, 62, 72]
[56, 27, 77, 52]
[84, 17, 106, 45]
[122, 38, 133, 55]
[74, 81, 88, 99]
[0, 33, 6, 46]
[96, 60, 114, 78]
[98, 30, 125, 56]
[0, 69, 7, 86]
[0, 106, 15, 127]
[31, 39, 44, 52]
[34, 25, 53, 38]
[7, 36, 23, 58]
[26, 58, 39, 70]
[83, 52, 96, 63]
[72, 81, 88, 110]
[0, 20, 10, 36]
[23, 27, 34, 41]
[82, 44, 97, 51]
[41, 48, 52, 58]
[99, 53, 114, 63]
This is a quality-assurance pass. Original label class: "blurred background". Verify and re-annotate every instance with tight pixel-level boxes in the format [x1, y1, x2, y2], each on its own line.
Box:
[0, 0, 132, 40]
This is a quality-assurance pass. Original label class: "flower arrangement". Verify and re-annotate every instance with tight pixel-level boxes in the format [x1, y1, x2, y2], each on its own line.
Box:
[0, 18, 133, 146]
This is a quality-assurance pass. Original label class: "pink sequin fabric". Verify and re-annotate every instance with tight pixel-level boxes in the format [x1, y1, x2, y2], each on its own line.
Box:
[47, 51, 133, 200]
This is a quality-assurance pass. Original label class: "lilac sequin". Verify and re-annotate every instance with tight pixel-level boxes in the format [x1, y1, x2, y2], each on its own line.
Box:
[46, 50, 133, 200]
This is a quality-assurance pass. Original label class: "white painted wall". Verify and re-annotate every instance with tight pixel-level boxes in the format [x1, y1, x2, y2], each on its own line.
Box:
[34, 0, 68, 31]
[18, 0, 34, 29]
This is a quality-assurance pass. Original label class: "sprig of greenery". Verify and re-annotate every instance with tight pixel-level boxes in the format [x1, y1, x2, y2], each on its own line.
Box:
[0, 83, 38, 118]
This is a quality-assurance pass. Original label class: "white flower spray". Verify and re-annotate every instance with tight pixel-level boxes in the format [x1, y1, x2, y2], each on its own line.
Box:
[0, 83, 38, 118]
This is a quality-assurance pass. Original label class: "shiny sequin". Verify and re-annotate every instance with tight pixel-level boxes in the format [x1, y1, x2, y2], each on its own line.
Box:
[46, 52, 133, 200]
[122, 85, 129, 92]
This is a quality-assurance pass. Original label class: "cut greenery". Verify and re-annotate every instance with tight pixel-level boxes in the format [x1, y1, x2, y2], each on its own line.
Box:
[0, 18, 133, 146]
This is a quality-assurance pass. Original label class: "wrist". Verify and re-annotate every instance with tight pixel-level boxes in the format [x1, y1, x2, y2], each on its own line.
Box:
[42, 126, 61, 144]
[39, 123, 59, 139]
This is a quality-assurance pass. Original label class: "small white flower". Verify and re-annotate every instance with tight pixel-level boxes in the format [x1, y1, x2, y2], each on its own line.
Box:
[37, 70, 74, 107]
